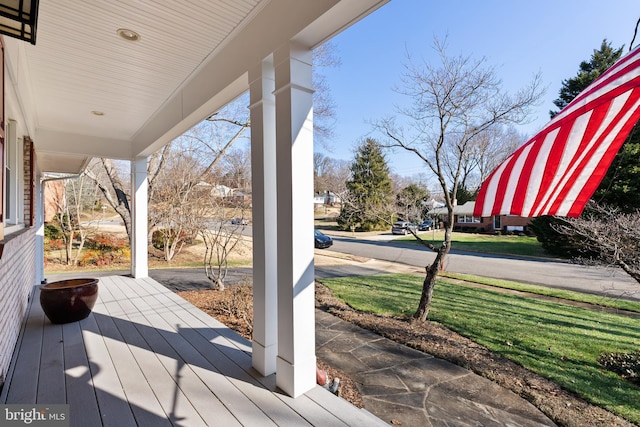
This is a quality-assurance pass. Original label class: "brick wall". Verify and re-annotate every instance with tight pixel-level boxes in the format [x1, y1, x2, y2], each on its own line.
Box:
[0, 228, 36, 384]
[501, 216, 531, 228]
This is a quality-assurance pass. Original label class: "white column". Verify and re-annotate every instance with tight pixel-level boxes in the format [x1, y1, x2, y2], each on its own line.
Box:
[249, 57, 279, 376]
[273, 42, 316, 397]
[131, 157, 148, 278]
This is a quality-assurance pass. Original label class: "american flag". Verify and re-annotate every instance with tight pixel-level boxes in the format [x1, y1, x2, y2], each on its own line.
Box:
[474, 45, 640, 218]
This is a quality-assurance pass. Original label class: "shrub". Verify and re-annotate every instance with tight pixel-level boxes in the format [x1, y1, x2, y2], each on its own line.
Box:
[599, 351, 640, 385]
[44, 238, 64, 251]
[78, 233, 130, 266]
[44, 223, 62, 240]
[152, 230, 165, 250]
[85, 233, 129, 251]
[529, 216, 599, 258]
[152, 229, 196, 250]
[218, 280, 253, 338]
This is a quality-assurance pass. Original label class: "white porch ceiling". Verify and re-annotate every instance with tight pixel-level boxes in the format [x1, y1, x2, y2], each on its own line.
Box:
[3, 0, 389, 174]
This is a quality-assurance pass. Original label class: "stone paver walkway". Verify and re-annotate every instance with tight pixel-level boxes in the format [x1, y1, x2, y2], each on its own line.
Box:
[316, 309, 556, 426]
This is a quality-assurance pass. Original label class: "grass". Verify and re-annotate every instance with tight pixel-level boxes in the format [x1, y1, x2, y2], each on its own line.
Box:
[397, 231, 548, 257]
[441, 271, 640, 314]
[320, 273, 640, 424]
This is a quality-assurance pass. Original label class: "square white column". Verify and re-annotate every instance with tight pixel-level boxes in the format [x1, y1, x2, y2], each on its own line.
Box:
[273, 42, 316, 397]
[249, 57, 279, 376]
[131, 157, 148, 278]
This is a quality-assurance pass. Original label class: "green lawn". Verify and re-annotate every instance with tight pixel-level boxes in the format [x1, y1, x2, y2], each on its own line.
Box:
[441, 271, 640, 314]
[398, 231, 548, 257]
[320, 273, 640, 424]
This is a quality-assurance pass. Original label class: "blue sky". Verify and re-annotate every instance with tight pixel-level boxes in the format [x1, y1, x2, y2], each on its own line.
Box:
[319, 0, 640, 180]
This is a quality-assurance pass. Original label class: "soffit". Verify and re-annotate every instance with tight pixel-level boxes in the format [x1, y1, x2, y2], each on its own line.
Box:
[6, 0, 389, 173]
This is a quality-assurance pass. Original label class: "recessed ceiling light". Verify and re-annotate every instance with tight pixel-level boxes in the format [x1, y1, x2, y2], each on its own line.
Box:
[91, 111, 105, 116]
[116, 28, 140, 42]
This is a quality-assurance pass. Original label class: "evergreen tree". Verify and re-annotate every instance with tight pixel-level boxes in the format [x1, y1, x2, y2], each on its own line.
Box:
[451, 184, 477, 206]
[396, 183, 430, 223]
[533, 40, 640, 254]
[550, 40, 623, 117]
[338, 138, 394, 231]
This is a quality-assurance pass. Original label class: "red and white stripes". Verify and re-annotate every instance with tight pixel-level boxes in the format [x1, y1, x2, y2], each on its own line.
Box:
[474, 45, 640, 218]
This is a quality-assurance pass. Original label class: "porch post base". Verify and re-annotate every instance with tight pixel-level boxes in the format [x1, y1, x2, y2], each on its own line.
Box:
[252, 341, 277, 376]
[276, 355, 316, 398]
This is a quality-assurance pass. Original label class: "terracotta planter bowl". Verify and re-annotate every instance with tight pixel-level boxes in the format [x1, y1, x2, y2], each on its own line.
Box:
[40, 278, 99, 324]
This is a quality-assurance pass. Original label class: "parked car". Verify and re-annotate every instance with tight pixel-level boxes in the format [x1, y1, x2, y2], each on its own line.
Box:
[418, 220, 433, 231]
[391, 221, 417, 235]
[231, 217, 249, 225]
[314, 229, 333, 249]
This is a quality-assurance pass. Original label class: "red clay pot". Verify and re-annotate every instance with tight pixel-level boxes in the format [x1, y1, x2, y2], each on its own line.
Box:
[40, 278, 99, 324]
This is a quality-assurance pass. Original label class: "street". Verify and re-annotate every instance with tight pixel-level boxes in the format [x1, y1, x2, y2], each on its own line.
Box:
[46, 233, 640, 302]
[326, 235, 640, 302]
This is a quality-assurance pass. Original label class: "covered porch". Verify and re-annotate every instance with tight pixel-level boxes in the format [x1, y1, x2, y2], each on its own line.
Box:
[0, 0, 391, 403]
[1, 275, 384, 426]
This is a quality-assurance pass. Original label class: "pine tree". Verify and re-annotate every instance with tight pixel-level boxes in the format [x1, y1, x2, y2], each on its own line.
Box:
[338, 138, 394, 231]
[550, 40, 623, 117]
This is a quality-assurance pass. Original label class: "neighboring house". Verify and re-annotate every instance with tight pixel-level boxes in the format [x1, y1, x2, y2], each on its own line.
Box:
[43, 180, 64, 223]
[431, 201, 532, 233]
[314, 191, 342, 208]
[325, 191, 342, 205]
[211, 184, 233, 198]
[226, 190, 252, 208]
[0, 0, 389, 399]
[313, 194, 325, 208]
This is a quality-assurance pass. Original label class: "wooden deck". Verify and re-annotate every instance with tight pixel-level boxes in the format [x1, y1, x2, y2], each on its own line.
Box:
[1, 275, 384, 427]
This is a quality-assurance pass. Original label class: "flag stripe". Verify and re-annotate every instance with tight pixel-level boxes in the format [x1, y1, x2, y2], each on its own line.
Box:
[474, 45, 640, 218]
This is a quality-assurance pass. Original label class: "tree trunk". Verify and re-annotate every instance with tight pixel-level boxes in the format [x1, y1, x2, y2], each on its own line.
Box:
[413, 242, 449, 321]
[88, 159, 133, 241]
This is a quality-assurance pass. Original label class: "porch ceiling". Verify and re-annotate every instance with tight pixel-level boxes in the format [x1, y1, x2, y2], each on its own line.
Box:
[4, 0, 389, 174]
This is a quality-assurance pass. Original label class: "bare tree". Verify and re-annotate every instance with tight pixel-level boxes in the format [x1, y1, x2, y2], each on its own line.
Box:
[150, 153, 205, 261]
[312, 41, 341, 144]
[313, 153, 350, 200]
[221, 146, 252, 192]
[554, 202, 640, 285]
[375, 38, 544, 320]
[201, 201, 248, 290]
[85, 107, 250, 252]
[85, 158, 133, 238]
[473, 126, 528, 186]
[49, 176, 101, 265]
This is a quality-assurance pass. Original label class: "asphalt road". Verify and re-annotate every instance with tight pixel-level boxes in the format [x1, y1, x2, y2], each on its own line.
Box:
[326, 235, 640, 301]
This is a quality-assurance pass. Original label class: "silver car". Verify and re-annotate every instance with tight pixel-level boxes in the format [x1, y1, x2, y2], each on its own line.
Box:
[391, 221, 417, 235]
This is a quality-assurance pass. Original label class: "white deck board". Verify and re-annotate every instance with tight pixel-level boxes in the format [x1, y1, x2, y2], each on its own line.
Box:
[1, 275, 386, 426]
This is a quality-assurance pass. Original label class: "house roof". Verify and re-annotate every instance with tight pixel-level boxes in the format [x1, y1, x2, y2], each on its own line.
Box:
[431, 201, 477, 216]
[6, 0, 389, 174]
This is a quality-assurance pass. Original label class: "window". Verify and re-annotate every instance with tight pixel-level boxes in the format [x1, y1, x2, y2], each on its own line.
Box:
[493, 215, 501, 230]
[3, 120, 24, 232]
[4, 130, 10, 222]
[457, 215, 481, 223]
